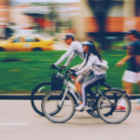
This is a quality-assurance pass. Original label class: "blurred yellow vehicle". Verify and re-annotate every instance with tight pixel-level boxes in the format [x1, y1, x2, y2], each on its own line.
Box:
[0, 35, 54, 52]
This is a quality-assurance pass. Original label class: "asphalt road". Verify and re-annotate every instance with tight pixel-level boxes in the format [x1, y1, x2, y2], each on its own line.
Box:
[0, 100, 140, 140]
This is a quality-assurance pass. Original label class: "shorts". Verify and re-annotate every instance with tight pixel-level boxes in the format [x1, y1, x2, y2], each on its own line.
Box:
[122, 70, 140, 83]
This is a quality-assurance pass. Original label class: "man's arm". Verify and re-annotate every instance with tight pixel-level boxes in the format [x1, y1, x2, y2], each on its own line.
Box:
[116, 46, 133, 67]
[135, 55, 140, 70]
[76, 58, 86, 71]
[64, 52, 76, 67]
[54, 45, 75, 66]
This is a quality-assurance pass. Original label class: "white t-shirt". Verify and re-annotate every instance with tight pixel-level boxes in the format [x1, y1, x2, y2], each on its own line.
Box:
[76, 54, 108, 75]
[54, 41, 85, 67]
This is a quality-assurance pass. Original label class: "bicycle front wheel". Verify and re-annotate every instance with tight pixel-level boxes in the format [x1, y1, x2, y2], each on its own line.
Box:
[42, 90, 76, 123]
[31, 82, 52, 116]
[97, 89, 131, 124]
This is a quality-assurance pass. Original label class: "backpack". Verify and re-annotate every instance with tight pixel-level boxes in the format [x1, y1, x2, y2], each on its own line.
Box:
[94, 60, 109, 70]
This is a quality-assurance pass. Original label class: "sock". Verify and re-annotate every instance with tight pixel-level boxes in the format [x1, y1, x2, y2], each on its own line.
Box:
[118, 98, 126, 107]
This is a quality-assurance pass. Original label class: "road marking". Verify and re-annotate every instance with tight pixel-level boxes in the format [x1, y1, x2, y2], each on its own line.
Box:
[0, 123, 27, 126]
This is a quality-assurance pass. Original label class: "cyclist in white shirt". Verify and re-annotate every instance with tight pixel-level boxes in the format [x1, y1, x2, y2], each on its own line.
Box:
[52, 33, 91, 83]
[71, 41, 108, 111]
[54, 33, 85, 68]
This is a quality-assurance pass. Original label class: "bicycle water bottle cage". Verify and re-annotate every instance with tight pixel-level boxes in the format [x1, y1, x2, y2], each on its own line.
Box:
[51, 73, 64, 90]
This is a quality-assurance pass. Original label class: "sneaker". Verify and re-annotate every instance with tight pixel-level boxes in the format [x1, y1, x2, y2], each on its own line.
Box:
[76, 104, 84, 111]
[84, 106, 92, 110]
[116, 105, 126, 111]
[135, 106, 140, 110]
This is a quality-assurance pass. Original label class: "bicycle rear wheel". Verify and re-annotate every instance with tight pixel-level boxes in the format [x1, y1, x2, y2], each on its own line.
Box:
[31, 82, 52, 116]
[97, 89, 131, 124]
[42, 90, 76, 123]
[86, 83, 111, 118]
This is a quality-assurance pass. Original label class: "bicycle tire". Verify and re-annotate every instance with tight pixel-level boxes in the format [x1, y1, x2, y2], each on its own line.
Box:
[41, 90, 64, 117]
[42, 91, 76, 123]
[97, 88, 131, 124]
[86, 83, 111, 118]
[31, 82, 52, 116]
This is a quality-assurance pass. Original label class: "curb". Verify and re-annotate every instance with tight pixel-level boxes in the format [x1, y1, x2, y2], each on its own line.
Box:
[0, 95, 140, 100]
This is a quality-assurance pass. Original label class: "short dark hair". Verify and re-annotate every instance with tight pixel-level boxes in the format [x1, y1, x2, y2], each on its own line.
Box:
[66, 35, 74, 41]
[125, 30, 140, 39]
[83, 40, 102, 62]
[63, 33, 75, 41]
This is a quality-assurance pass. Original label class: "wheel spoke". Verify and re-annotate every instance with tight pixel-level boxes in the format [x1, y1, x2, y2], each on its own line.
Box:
[97, 89, 131, 124]
[31, 82, 52, 116]
[42, 91, 75, 123]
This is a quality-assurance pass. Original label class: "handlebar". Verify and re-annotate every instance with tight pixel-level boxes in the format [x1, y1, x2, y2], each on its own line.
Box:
[51, 65, 63, 72]
[65, 69, 76, 76]
[50, 66, 111, 88]
[51, 65, 75, 74]
[51, 66, 76, 81]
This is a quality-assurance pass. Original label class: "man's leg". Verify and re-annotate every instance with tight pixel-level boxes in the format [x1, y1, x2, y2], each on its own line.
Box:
[117, 81, 133, 109]
[117, 70, 135, 110]
[116, 81, 132, 110]
[122, 81, 133, 96]
[135, 80, 140, 109]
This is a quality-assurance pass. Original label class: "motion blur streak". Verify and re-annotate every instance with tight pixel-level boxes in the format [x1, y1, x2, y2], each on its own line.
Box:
[0, 0, 140, 94]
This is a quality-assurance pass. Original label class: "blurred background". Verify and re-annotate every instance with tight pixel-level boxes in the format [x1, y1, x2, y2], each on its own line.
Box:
[0, 0, 140, 94]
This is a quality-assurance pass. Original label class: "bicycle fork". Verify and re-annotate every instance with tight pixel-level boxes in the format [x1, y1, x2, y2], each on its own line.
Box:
[58, 88, 69, 108]
[58, 81, 81, 107]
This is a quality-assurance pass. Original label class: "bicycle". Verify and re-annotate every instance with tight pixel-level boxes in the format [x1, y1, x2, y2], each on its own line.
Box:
[31, 66, 105, 118]
[41, 66, 131, 123]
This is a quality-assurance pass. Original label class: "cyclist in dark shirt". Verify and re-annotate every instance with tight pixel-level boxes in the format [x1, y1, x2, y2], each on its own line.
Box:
[116, 30, 140, 110]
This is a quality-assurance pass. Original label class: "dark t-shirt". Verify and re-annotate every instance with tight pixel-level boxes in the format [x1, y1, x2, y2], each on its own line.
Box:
[127, 41, 140, 72]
